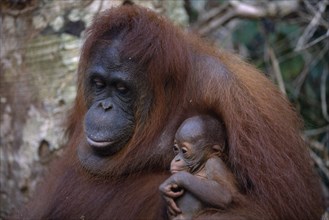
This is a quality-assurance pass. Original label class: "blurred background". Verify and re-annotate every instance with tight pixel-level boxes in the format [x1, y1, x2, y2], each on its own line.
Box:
[0, 0, 328, 218]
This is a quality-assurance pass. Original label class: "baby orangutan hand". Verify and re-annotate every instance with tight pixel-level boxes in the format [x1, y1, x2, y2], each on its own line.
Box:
[159, 180, 184, 216]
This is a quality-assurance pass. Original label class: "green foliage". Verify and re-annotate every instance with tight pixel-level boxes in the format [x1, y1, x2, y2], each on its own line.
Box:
[280, 55, 304, 80]
[231, 18, 329, 135]
[233, 20, 259, 45]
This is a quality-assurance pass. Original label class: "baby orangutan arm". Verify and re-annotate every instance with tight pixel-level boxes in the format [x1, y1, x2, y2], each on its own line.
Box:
[161, 157, 236, 210]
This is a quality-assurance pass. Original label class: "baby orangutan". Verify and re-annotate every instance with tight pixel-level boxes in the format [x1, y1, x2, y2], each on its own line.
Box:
[159, 115, 241, 220]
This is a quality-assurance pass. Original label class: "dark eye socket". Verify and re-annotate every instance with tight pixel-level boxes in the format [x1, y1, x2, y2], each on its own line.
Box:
[92, 77, 105, 89]
[115, 82, 129, 94]
[91, 77, 129, 94]
[182, 148, 187, 154]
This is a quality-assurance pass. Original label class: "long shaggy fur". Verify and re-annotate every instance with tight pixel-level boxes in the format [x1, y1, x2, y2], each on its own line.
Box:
[21, 4, 324, 220]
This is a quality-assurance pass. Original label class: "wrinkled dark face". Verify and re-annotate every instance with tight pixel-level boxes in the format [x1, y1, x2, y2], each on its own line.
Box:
[84, 43, 136, 156]
[77, 40, 148, 171]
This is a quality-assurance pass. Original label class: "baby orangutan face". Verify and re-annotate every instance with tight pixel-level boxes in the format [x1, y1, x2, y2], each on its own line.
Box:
[171, 141, 201, 174]
[170, 116, 224, 174]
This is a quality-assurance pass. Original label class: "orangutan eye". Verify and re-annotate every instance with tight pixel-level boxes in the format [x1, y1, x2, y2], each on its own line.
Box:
[116, 82, 128, 93]
[173, 145, 179, 154]
[92, 77, 106, 89]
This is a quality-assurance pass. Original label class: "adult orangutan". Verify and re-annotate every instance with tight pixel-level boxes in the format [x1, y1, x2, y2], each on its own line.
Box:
[19, 4, 324, 220]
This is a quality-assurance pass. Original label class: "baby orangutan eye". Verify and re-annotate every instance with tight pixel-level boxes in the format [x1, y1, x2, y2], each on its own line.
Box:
[173, 145, 179, 154]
